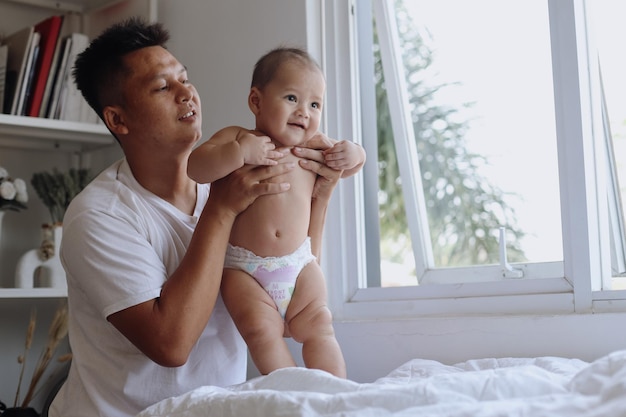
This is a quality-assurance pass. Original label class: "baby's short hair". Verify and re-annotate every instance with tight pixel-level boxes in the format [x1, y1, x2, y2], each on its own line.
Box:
[251, 47, 322, 89]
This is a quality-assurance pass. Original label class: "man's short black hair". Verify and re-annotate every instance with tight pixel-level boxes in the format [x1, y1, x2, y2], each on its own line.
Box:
[73, 17, 170, 118]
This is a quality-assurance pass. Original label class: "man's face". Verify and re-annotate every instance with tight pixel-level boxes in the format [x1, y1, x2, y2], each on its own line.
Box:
[115, 46, 202, 153]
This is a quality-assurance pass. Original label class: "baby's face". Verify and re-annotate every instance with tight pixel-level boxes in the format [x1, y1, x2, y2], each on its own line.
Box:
[254, 60, 326, 147]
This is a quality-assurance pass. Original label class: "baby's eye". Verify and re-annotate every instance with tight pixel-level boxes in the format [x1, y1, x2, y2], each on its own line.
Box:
[311, 102, 321, 109]
[286, 94, 297, 102]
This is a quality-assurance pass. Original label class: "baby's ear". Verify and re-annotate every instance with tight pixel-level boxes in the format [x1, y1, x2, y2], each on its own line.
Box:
[248, 87, 261, 115]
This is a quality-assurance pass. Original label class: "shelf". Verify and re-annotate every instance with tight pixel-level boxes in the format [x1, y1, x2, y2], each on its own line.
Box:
[0, 287, 67, 298]
[1, 0, 123, 13]
[0, 114, 114, 152]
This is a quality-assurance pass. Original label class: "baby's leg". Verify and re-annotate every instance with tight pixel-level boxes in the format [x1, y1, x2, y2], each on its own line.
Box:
[221, 268, 296, 374]
[285, 262, 346, 378]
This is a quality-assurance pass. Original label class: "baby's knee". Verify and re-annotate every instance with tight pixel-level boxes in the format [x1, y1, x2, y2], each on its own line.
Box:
[288, 304, 335, 343]
[239, 311, 284, 344]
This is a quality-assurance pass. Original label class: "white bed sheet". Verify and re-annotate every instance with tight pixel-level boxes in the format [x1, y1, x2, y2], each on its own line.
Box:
[137, 349, 626, 417]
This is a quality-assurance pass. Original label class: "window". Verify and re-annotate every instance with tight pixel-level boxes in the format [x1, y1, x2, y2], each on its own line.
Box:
[363, 0, 563, 288]
[586, 0, 626, 284]
[319, 0, 626, 319]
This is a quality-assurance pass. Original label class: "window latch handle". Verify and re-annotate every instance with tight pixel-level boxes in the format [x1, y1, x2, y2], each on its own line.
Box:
[499, 227, 524, 278]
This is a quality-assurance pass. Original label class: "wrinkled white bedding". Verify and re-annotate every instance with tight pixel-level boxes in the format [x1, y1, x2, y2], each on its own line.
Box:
[137, 350, 626, 417]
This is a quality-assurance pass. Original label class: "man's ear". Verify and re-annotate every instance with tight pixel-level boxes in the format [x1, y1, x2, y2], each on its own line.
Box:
[102, 105, 129, 136]
[248, 87, 261, 115]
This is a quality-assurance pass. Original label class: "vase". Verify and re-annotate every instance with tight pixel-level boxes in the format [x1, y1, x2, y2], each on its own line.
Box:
[15, 223, 66, 289]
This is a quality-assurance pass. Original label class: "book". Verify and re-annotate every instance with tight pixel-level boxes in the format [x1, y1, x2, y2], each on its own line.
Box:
[26, 15, 63, 117]
[47, 36, 72, 119]
[16, 31, 40, 116]
[0, 45, 7, 113]
[39, 13, 81, 118]
[57, 32, 89, 122]
[2, 25, 34, 115]
[20, 35, 40, 116]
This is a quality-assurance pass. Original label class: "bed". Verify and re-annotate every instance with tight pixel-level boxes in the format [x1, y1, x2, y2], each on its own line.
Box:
[136, 349, 626, 416]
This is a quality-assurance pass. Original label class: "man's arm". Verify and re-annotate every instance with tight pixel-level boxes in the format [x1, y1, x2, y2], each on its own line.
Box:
[108, 162, 294, 367]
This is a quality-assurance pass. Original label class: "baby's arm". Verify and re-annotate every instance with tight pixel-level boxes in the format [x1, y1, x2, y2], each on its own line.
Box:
[188, 126, 283, 183]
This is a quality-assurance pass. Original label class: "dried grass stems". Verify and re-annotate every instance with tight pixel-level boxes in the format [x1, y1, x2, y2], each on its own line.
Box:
[31, 168, 91, 224]
[14, 309, 36, 407]
[15, 303, 71, 408]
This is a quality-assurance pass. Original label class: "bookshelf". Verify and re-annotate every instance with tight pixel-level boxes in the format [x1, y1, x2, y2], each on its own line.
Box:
[0, 287, 66, 298]
[0, 0, 157, 149]
[0, 2, 158, 413]
[0, 0, 156, 299]
[0, 0, 122, 153]
[2, 0, 147, 14]
[0, 113, 113, 151]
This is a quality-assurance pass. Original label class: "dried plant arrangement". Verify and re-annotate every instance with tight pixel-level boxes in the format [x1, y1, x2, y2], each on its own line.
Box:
[0, 166, 28, 212]
[30, 168, 91, 224]
[14, 303, 72, 408]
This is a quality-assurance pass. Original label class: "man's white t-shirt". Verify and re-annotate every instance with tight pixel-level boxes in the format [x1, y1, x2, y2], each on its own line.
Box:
[49, 159, 246, 417]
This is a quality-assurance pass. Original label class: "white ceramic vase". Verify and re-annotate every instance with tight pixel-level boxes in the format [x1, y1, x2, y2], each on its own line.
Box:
[15, 223, 66, 289]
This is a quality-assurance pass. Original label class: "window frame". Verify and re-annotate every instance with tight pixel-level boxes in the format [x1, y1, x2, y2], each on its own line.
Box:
[317, 0, 626, 321]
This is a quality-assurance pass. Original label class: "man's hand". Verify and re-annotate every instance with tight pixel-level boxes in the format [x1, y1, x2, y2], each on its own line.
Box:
[292, 146, 341, 202]
[208, 162, 294, 216]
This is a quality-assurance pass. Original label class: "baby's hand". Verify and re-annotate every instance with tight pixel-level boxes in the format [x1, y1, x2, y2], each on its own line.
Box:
[323, 140, 364, 171]
[302, 132, 335, 151]
[236, 130, 283, 166]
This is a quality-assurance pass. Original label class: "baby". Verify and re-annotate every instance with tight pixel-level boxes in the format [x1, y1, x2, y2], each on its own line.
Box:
[188, 47, 365, 377]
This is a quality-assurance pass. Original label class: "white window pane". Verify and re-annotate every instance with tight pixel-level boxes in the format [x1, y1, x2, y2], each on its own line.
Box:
[372, 0, 563, 286]
[587, 0, 626, 284]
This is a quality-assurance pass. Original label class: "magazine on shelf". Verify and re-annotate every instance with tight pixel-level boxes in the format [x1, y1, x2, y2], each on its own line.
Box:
[47, 36, 72, 119]
[39, 13, 81, 118]
[2, 25, 34, 115]
[0, 45, 7, 113]
[56, 32, 89, 122]
[16, 31, 40, 116]
[26, 15, 63, 117]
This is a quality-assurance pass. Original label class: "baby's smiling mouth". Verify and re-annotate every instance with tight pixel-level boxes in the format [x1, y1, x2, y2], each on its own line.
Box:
[288, 122, 305, 130]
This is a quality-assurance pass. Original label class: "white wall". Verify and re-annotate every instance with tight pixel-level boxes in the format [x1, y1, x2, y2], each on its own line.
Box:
[159, 0, 309, 144]
[333, 312, 626, 382]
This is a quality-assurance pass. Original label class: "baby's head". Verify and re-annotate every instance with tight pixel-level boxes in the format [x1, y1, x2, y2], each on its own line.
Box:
[251, 47, 322, 90]
[248, 47, 326, 147]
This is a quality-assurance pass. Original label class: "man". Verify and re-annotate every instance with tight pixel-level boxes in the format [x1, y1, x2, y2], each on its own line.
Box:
[49, 18, 341, 417]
